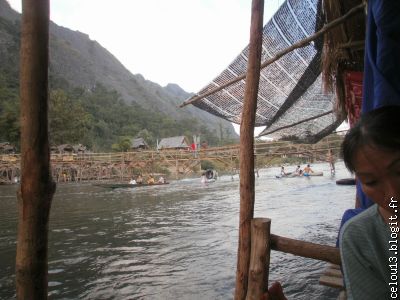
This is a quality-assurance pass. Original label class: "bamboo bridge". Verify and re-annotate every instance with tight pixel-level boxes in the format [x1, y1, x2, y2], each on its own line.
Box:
[0, 134, 343, 184]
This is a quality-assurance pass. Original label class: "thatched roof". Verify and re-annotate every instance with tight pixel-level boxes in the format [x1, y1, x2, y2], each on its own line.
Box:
[73, 144, 88, 153]
[0, 142, 16, 154]
[57, 144, 74, 153]
[131, 137, 149, 150]
[180, 0, 366, 142]
[321, 0, 365, 115]
[50, 144, 89, 154]
[158, 136, 190, 150]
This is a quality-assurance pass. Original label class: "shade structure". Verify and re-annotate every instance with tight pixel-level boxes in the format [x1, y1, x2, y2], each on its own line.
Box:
[181, 0, 345, 142]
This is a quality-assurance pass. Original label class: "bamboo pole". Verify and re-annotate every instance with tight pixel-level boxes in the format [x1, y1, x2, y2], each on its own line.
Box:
[234, 0, 264, 299]
[180, 3, 365, 108]
[16, 0, 55, 299]
[260, 110, 333, 136]
[270, 234, 341, 265]
[246, 218, 271, 300]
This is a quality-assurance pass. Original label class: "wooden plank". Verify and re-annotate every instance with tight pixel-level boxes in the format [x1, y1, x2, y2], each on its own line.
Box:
[338, 290, 347, 300]
[319, 275, 344, 289]
[329, 264, 341, 270]
[324, 268, 343, 278]
[270, 234, 341, 265]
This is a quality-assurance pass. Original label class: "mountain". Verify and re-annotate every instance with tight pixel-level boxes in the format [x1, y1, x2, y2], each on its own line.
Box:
[0, 0, 237, 139]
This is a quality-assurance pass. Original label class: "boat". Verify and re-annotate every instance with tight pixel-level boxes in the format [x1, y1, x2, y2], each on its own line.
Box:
[336, 178, 356, 185]
[276, 171, 323, 178]
[275, 172, 297, 179]
[93, 182, 169, 189]
[303, 171, 323, 177]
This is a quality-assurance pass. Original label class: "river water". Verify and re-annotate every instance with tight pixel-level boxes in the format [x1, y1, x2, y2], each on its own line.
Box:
[0, 162, 356, 299]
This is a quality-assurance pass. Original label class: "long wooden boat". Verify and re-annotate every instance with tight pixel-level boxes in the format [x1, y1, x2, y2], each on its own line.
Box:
[336, 178, 356, 185]
[93, 182, 169, 189]
[276, 171, 324, 178]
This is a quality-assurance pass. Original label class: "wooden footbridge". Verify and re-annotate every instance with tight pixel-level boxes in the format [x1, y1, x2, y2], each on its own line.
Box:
[0, 134, 343, 184]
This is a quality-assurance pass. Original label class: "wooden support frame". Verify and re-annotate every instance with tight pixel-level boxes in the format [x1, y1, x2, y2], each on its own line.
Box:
[246, 218, 271, 300]
[247, 220, 341, 298]
[16, 0, 55, 298]
[235, 0, 264, 299]
[260, 110, 333, 136]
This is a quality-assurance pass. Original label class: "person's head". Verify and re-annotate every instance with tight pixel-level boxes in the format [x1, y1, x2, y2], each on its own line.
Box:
[307, 164, 310, 167]
[341, 106, 400, 214]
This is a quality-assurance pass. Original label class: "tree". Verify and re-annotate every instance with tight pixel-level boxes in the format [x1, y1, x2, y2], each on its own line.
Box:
[111, 136, 132, 152]
[48, 90, 92, 145]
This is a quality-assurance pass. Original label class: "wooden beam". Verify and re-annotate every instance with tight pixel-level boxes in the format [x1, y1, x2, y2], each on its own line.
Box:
[338, 40, 364, 49]
[16, 0, 55, 299]
[234, 1, 264, 299]
[270, 234, 341, 265]
[180, 3, 365, 108]
[259, 110, 333, 136]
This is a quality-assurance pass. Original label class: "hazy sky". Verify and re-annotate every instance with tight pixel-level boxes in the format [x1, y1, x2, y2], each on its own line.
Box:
[7, 0, 282, 93]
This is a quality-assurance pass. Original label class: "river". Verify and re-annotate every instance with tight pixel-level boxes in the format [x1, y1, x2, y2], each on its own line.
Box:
[0, 162, 355, 299]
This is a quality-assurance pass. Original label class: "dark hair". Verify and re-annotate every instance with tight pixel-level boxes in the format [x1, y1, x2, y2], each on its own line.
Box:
[341, 105, 400, 173]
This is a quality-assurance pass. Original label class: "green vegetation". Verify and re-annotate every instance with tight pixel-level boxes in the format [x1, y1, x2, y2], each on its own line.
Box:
[0, 14, 238, 152]
[0, 81, 237, 152]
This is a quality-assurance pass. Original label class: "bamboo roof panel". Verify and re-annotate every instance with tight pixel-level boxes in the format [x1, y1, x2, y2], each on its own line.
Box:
[182, 0, 347, 142]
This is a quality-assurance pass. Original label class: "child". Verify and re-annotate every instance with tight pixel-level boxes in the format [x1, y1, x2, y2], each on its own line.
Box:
[263, 106, 400, 300]
[339, 105, 399, 299]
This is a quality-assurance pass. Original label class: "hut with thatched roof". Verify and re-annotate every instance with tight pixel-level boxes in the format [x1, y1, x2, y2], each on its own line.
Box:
[0, 142, 16, 154]
[131, 137, 149, 151]
[157, 136, 190, 150]
[57, 144, 74, 154]
[73, 144, 88, 154]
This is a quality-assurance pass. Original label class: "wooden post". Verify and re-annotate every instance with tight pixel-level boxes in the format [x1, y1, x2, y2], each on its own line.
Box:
[16, 0, 55, 299]
[246, 218, 271, 300]
[235, 0, 264, 299]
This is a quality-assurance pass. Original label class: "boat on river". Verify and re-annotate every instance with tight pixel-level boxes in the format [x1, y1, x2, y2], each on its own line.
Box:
[276, 171, 323, 178]
[93, 182, 169, 189]
[336, 178, 356, 185]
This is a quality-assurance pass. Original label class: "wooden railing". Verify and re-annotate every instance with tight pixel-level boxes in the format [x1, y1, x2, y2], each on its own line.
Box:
[246, 218, 341, 300]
